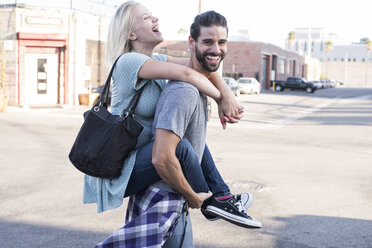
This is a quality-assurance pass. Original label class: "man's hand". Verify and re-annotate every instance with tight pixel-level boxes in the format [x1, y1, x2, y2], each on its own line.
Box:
[188, 191, 212, 209]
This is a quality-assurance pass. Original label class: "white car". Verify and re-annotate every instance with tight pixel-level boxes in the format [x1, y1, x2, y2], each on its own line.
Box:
[223, 77, 240, 96]
[237, 77, 261, 94]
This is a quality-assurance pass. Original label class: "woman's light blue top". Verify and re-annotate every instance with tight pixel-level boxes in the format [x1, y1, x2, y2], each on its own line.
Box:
[83, 51, 167, 213]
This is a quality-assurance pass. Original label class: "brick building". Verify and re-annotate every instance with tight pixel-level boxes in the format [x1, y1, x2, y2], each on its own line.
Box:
[156, 40, 318, 90]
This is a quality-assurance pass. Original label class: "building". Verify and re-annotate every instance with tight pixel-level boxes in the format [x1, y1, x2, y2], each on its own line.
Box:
[156, 39, 319, 90]
[0, 0, 117, 107]
[285, 28, 372, 85]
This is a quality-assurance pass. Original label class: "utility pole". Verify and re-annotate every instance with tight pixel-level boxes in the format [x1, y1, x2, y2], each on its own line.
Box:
[198, 0, 202, 14]
[307, 26, 312, 57]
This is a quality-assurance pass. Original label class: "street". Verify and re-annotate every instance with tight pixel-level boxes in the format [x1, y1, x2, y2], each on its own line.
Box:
[1, 87, 372, 248]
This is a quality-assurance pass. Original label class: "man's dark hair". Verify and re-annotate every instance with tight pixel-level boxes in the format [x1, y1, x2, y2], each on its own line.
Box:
[190, 10, 228, 41]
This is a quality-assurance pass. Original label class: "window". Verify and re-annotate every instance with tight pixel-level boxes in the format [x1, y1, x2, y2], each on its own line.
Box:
[37, 59, 47, 94]
[277, 58, 285, 73]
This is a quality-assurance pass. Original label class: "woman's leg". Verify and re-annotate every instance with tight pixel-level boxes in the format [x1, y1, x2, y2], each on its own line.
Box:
[124, 139, 209, 197]
[124, 141, 160, 197]
[200, 144, 231, 197]
[175, 139, 209, 193]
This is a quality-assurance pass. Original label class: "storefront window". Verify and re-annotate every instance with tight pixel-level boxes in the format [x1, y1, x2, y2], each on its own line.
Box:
[37, 59, 47, 94]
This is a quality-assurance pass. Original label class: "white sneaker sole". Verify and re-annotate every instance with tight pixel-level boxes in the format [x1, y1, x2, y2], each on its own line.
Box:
[206, 205, 262, 228]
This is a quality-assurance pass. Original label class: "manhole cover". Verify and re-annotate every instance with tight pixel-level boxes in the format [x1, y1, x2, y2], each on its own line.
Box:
[225, 180, 264, 191]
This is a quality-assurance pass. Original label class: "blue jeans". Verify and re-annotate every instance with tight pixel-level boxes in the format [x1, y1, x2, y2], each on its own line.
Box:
[124, 139, 230, 197]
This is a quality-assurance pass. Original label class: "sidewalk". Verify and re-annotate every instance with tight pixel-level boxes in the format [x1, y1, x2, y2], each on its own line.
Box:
[4, 105, 89, 114]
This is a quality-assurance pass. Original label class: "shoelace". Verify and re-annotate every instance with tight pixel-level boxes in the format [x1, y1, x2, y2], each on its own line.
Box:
[233, 199, 246, 215]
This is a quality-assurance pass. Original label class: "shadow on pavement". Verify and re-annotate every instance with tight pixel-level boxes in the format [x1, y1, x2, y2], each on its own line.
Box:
[0, 219, 108, 248]
[267, 215, 372, 248]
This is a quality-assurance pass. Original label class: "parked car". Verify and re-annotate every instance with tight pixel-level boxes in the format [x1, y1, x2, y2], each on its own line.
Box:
[237, 77, 261, 94]
[223, 77, 240, 96]
[274, 77, 317, 93]
[312, 81, 322, 89]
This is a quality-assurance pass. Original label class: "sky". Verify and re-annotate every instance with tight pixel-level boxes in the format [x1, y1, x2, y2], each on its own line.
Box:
[132, 0, 372, 48]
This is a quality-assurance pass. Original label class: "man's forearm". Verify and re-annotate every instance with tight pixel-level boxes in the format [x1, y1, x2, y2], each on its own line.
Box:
[152, 129, 199, 203]
[152, 154, 197, 201]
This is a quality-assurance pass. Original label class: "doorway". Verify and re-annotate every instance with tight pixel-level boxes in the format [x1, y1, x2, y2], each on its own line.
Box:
[25, 53, 59, 105]
[262, 56, 269, 89]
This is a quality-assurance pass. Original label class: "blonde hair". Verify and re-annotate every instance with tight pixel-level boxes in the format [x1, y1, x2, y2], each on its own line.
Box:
[106, 1, 138, 64]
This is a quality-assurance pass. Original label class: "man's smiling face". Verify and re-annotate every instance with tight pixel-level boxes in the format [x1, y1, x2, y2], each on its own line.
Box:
[194, 25, 228, 72]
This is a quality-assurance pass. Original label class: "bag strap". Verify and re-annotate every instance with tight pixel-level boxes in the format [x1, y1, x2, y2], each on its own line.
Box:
[97, 55, 123, 108]
[96, 55, 145, 116]
[179, 202, 189, 248]
[122, 86, 144, 118]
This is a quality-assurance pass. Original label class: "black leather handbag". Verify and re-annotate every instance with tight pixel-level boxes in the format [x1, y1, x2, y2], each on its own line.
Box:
[69, 56, 144, 179]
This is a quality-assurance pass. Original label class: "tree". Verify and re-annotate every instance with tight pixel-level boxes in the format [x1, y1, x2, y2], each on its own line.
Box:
[365, 39, 371, 85]
[288, 31, 296, 50]
[0, 41, 6, 98]
[325, 41, 333, 78]
[0, 41, 8, 112]
[366, 39, 372, 52]
[325, 41, 333, 54]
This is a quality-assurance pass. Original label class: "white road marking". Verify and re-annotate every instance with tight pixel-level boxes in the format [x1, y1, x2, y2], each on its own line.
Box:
[208, 95, 372, 130]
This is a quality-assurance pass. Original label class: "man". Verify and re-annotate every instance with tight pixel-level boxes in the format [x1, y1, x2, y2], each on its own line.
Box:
[152, 10, 261, 229]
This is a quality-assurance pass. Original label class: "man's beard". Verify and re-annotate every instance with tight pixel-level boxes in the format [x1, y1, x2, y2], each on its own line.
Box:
[195, 45, 225, 72]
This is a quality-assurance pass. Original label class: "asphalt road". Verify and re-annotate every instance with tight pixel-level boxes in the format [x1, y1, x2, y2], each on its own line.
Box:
[1, 86, 372, 248]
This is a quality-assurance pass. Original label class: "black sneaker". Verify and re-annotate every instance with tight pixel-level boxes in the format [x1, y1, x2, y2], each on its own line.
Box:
[202, 193, 253, 221]
[205, 195, 262, 228]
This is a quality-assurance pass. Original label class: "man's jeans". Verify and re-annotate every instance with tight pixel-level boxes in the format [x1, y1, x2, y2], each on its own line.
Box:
[124, 139, 230, 197]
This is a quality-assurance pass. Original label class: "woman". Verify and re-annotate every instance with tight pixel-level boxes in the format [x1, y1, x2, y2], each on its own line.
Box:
[83, 1, 249, 217]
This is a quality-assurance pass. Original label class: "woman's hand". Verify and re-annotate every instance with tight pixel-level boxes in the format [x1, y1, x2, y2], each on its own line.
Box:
[218, 90, 244, 129]
[187, 191, 212, 209]
[221, 107, 244, 125]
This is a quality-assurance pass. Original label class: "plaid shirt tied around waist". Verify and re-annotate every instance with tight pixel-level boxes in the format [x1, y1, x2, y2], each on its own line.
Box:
[95, 182, 185, 248]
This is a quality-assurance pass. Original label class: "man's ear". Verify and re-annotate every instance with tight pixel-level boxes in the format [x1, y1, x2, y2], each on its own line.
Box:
[188, 36, 195, 51]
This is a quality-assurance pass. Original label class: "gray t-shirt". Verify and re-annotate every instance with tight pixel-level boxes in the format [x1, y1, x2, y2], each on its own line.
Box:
[152, 81, 208, 162]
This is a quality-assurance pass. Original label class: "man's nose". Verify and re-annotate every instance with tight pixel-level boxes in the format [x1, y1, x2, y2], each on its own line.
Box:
[210, 43, 221, 54]
[152, 16, 158, 23]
